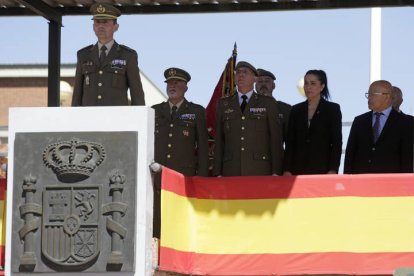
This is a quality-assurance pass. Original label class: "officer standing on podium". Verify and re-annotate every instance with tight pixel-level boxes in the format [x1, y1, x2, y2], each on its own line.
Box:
[72, 3, 145, 106]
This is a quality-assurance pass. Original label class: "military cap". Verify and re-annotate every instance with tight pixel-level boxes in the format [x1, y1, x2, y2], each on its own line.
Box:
[164, 67, 191, 83]
[257, 68, 276, 80]
[90, 3, 121, 20]
[235, 61, 258, 76]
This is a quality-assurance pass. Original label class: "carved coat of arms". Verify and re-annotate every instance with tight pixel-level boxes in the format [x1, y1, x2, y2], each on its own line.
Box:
[42, 186, 101, 266]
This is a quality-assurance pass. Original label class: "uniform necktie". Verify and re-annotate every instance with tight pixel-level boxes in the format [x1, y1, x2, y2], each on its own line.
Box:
[100, 45, 107, 65]
[373, 112, 383, 143]
[240, 95, 248, 113]
[171, 105, 177, 120]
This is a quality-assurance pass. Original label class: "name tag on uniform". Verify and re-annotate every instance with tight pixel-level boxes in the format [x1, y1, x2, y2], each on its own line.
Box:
[179, 114, 196, 120]
[111, 59, 126, 68]
[250, 107, 266, 113]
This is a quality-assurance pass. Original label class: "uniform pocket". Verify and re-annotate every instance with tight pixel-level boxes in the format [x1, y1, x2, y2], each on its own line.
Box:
[249, 113, 267, 131]
[109, 67, 126, 88]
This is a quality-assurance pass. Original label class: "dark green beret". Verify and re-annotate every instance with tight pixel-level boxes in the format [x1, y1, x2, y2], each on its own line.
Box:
[235, 61, 258, 76]
[164, 67, 191, 83]
[90, 4, 121, 20]
[257, 68, 276, 80]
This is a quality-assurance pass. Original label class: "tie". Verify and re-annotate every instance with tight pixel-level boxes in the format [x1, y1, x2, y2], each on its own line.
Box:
[372, 112, 383, 143]
[100, 45, 107, 65]
[171, 105, 177, 120]
[240, 95, 248, 113]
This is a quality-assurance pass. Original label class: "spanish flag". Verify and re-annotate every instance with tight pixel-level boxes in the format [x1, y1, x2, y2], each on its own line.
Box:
[160, 167, 414, 275]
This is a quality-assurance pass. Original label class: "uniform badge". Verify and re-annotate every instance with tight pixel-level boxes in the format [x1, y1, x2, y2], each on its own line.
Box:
[179, 114, 196, 120]
[82, 61, 93, 66]
[250, 107, 266, 113]
[97, 5, 105, 13]
[111, 59, 126, 69]
[224, 108, 234, 114]
[278, 113, 284, 119]
[85, 75, 90, 86]
[168, 68, 177, 77]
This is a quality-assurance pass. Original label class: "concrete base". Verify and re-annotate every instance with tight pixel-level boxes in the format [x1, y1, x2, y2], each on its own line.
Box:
[6, 106, 155, 276]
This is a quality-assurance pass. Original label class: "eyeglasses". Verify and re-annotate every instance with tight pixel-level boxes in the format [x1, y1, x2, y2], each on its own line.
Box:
[365, 92, 390, 98]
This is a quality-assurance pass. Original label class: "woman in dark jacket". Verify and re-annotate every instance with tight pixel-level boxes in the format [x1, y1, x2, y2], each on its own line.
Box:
[283, 70, 342, 175]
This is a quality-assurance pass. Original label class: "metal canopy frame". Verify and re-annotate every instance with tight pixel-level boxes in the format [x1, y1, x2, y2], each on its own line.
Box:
[1, 0, 414, 106]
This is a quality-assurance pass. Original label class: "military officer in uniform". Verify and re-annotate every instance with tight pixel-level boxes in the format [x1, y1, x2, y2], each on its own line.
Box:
[213, 61, 284, 176]
[152, 67, 209, 238]
[72, 3, 145, 106]
[256, 68, 291, 145]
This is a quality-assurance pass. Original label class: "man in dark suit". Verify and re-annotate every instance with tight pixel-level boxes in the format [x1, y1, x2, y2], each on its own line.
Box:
[256, 68, 291, 145]
[213, 61, 284, 176]
[72, 3, 145, 106]
[152, 67, 209, 238]
[344, 80, 413, 174]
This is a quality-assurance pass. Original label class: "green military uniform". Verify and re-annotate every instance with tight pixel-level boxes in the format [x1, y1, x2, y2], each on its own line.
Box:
[213, 93, 284, 176]
[72, 42, 145, 106]
[71, 3, 145, 106]
[152, 99, 209, 176]
[152, 68, 209, 238]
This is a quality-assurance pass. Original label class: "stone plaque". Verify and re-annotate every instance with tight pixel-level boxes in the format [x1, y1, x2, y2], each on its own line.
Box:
[11, 132, 138, 273]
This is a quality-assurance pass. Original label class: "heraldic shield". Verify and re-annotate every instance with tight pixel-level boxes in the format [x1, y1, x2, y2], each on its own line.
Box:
[42, 185, 101, 267]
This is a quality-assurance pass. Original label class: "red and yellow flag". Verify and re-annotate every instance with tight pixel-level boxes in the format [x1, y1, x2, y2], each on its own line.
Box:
[160, 167, 414, 275]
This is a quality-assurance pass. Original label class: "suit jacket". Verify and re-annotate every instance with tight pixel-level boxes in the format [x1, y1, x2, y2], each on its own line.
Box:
[284, 98, 342, 175]
[213, 93, 284, 176]
[152, 99, 209, 177]
[72, 41, 145, 106]
[344, 109, 413, 174]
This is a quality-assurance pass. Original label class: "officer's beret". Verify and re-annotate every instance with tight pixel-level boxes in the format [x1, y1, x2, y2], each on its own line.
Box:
[90, 4, 121, 20]
[235, 61, 258, 76]
[164, 67, 191, 83]
[257, 68, 276, 80]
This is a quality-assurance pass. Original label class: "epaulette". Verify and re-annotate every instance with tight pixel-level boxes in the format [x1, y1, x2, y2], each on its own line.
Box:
[118, 44, 135, 52]
[78, 44, 93, 53]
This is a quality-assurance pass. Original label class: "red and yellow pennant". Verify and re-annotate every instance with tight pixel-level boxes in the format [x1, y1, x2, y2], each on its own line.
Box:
[159, 167, 414, 275]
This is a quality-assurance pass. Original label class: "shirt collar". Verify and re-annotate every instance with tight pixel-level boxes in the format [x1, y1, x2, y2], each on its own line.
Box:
[237, 90, 254, 100]
[373, 105, 392, 118]
[98, 40, 115, 53]
[169, 98, 185, 110]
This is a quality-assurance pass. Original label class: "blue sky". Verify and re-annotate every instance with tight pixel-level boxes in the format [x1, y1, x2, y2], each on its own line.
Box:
[1, 7, 413, 122]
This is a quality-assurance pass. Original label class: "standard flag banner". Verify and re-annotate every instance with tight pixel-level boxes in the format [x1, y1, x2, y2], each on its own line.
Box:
[205, 44, 237, 139]
[159, 167, 414, 275]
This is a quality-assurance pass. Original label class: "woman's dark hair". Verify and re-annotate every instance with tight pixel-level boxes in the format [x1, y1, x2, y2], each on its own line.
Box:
[305, 69, 330, 100]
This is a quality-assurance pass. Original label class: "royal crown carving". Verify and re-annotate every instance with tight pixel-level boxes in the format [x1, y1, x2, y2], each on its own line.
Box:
[43, 138, 106, 183]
